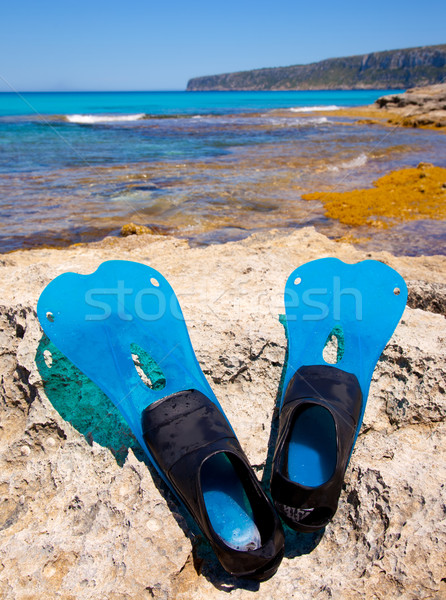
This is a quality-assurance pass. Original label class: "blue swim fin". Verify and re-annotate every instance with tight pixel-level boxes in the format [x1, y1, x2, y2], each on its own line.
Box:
[37, 260, 284, 579]
[271, 258, 407, 531]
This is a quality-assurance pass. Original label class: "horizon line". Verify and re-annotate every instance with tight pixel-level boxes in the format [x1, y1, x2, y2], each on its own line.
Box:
[0, 87, 407, 94]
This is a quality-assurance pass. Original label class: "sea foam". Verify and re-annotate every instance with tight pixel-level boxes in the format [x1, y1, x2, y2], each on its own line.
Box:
[289, 105, 340, 113]
[66, 113, 145, 124]
[328, 153, 368, 171]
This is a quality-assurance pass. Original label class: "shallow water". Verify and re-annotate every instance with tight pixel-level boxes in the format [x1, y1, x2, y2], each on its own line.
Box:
[0, 90, 445, 255]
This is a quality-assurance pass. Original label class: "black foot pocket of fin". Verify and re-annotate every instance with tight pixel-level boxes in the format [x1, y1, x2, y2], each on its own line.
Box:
[271, 365, 362, 532]
[142, 389, 285, 580]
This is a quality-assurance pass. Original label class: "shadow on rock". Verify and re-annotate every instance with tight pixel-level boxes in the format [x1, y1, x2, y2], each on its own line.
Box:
[283, 525, 325, 559]
[191, 537, 260, 593]
[261, 314, 324, 559]
[261, 314, 288, 489]
[35, 333, 142, 466]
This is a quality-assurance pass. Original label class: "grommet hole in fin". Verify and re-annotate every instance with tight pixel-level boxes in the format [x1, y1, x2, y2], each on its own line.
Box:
[46, 312, 54, 322]
[394, 287, 400, 296]
[150, 277, 160, 287]
[43, 350, 53, 368]
[294, 277, 302, 285]
[322, 325, 345, 365]
[130, 343, 166, 391]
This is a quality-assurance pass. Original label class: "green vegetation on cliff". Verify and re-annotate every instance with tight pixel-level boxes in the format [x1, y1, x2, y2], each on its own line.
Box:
[187, 44, 446, 91]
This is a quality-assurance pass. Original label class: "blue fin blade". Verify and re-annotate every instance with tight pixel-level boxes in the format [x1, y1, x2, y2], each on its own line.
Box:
[282, 258, 407, 432]
[37, 260, 222, 455]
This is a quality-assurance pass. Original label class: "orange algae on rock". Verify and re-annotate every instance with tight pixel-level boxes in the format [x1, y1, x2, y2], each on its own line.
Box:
[121, 222, 154, 236]
[334, 233, 371, 245]
[302, 163, 446, 228]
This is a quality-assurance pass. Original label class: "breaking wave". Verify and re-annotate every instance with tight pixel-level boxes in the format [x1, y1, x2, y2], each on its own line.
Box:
[289, 105, 341, 113]
[65, 113, 146, 124]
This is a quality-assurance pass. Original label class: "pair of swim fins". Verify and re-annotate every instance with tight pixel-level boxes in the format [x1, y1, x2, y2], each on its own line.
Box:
[37, 258, 407, 580]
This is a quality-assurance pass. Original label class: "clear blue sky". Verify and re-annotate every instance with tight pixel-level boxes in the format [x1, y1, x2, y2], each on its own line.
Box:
[1, 0, 445, 91]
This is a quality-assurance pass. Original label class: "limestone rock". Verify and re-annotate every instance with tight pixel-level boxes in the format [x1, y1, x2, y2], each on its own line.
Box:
[407, 280, 446, 317]
[0, 228, 445, 599]
[375, 84, 446, 128]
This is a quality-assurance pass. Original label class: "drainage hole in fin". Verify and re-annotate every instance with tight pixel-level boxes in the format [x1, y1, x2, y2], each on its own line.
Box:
[201, 453, 261, 551]
[43, 350, 53, 369]
[322, 325, 345, 365]
[294, 276, 302, 285]
[150, 277, 160, 287]
[130, 342, 166, 391]
[46, 312, 54, 323]
[394, 287, 400, 296]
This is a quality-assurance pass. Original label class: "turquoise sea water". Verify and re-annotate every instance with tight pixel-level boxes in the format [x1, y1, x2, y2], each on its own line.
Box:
[0, 90, 445, 255]
[0, 90, 402, 117]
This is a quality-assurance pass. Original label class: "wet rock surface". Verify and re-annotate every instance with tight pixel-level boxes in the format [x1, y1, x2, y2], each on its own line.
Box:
[0, 228, 445, 599]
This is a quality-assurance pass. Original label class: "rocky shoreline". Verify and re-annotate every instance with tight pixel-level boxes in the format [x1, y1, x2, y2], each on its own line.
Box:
[315, 84, 446, 131]
[375, 84, 446, 129]
[0, 227, 445, 599]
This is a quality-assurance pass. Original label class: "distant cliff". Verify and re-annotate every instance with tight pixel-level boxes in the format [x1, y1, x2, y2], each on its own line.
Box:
[187, 44, 446, 91]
